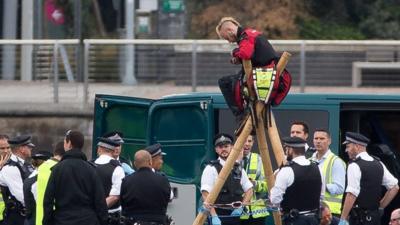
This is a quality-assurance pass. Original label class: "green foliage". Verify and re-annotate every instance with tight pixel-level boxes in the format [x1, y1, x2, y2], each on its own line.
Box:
[299, 19, 365, 40]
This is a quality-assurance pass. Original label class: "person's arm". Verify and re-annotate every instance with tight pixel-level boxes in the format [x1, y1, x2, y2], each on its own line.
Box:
[107, 166, 125, 207]
[242, 187, 253, 205]
[232, 32, 255, 60]
[326, 157, 346, 195]
[92, 170, 108, 225]
[3, 165, 25, 204]
[269, 167, 294, 205]
[253, 156, 267, 193]
[340, 192, 357, 221]
[201, 191, 217, 216]
[380, 185, 399, 208]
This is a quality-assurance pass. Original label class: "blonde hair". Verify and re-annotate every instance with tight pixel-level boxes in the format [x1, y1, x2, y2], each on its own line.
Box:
[215, 17, 241, 38]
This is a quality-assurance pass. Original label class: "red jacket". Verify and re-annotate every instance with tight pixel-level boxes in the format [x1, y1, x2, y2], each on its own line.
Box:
[232, 27, 278, 67]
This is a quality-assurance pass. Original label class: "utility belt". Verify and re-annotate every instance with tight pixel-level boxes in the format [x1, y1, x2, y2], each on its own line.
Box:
[282, 208, 320, 221]
[4, 197, 26, 217]
[122, 215, 174, 225]
[108, 211, 122, 225]
[350, 206, 380, 223]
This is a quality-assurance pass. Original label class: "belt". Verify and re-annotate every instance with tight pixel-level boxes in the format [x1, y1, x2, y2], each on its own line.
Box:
[283, 208, 319, 220]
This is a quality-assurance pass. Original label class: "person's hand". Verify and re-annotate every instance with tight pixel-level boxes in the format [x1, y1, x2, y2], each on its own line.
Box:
[338, 218, 349, 225]
[203, 202, 212, 211]
[230, 206, 243, 216]
[231, 48, 240, 56]
[230, 57, 241, 65]
[0, 152, 11, 169]
[211, 215, 221, 225]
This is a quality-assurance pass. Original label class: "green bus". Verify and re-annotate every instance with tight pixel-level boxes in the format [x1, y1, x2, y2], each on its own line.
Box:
[93, 93, 400, 225]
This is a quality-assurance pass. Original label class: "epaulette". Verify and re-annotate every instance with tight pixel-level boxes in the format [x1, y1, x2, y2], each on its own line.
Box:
[110, 159, 121, 167]
[208, 160, 220, 166]
[371, 155, 382, 162]
[350, 157, 361, 163]
[280, 160, 294, 169]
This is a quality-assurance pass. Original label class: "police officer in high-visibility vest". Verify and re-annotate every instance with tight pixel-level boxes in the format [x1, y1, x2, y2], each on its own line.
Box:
[339, 132, 399, 225]
[94, 135, 125, 225]
[239, 135, 269, 225]
[310, 128, 346, 216]
[0, 135, 35, 225]
[270, 136, 322, 225]
[35, 141, 65, 225]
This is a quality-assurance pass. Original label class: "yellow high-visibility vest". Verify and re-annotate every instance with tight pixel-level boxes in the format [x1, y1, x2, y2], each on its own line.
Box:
[322, 152, 344, 215]
[241, 152, 269, 219]
[36, 159, 58, 225]
[0, 193, 5, 221]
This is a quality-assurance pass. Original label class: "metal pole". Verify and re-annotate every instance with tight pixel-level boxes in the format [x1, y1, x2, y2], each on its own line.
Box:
[53, 42, 59, 103]
[300, 41, 306, 93]
[191, 41, 197, 92]
[83, 42, 90, 106]
[2, 1, 17, 80]
[75, 0, 83, 82]
[21, 0, 34, 81]
[123, 0, 137, 85]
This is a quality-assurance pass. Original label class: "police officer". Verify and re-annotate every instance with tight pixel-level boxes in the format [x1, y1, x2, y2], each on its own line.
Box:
[339, 132, 399, 225]
[120, 150, 171, 225]
[201, 133, 253, 225]
[94, 136, 125, 225]
[23, 151, 52, 225]
[105, 132, 135, 175]
[145, 143, 166, 173]
[239, 135, 270, 225]
[270, 136, 322, 225]
[43, 130, 108, 225]
[0, 135, 35, 225]
[35, 141, 65, 225]
[0, 134, 10, 225]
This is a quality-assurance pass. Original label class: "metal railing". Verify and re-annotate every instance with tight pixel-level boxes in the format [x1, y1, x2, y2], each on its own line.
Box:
[1, 39, 400, 105]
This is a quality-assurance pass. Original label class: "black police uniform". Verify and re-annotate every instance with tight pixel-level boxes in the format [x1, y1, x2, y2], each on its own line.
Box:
[23, 151, 52, 225]
[43, 149, 108, 225]
[210, 160, 244, 225]
[272, 137, 322, 225]
[342, 132, 391, 225]
[0, 135, 34, 225]
[120, 167, 171, 225]
[95, 137, 124, 225]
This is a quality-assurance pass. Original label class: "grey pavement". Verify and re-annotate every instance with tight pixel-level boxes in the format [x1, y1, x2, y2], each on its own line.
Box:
[1, 80, 400, 114]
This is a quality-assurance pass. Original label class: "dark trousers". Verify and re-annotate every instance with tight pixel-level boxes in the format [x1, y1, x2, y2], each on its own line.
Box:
[4, 211, 25, 225]
[349, 210, 380, 225]
[283, 215, 319, 225]
[240, 216, 266, 225]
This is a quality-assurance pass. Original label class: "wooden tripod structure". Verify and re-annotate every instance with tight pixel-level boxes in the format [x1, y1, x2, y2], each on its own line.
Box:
[192, 52, 291, 225]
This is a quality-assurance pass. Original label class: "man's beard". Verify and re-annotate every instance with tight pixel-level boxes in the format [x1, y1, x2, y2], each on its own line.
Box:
[286, 154, 293, 161]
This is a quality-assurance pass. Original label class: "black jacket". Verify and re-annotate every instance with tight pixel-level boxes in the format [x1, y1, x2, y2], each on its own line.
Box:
[23, 174, 37, 220]
[43, 149, 108, 225]
[121, 167, 171, 223]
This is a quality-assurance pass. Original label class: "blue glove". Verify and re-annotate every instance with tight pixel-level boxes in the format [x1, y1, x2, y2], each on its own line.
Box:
[338, 219, 349, 225]
[230, 207, 243, 216]
[121, 163, 135, 175]
[211, 215, 221, 225]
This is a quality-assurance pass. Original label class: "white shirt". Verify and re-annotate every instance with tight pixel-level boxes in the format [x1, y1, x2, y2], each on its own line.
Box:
[29, 170, 38, 201]
[201, 157, 253, 194]
[94, 154, 125, 196]
[0, 154, 27, 205]
[346, 152, 398, 197]
[270, 155, 324, 205]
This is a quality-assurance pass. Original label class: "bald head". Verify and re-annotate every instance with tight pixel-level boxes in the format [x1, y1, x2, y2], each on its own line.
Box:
[391, 209, 400, 222]
[134, 150, 152, 169]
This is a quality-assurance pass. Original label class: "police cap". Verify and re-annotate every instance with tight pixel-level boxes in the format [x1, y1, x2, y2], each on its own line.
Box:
[97, 137, 121, 150]
[342, 132, 369, 147]
[32, 150, 53, 160]
[103, 131, 124, 144]
[214, 133, 234, 147]
[145, 143, 166, 157]
[8, 135, 35, 148]
[282, 136, 306, 148]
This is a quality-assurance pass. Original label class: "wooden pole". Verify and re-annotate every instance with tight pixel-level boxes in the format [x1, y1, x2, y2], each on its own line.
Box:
[192, 117, 253, 225]
[254, 101, 282, 225]
[267, 109, 287, 167]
